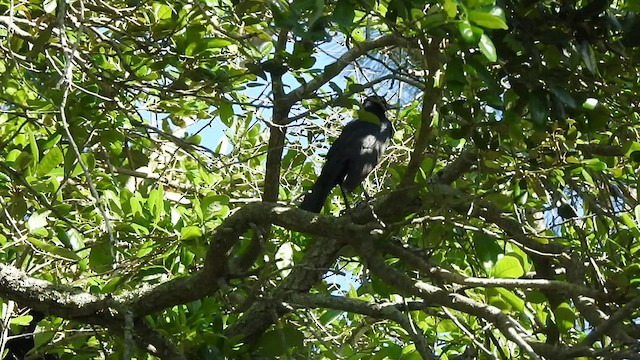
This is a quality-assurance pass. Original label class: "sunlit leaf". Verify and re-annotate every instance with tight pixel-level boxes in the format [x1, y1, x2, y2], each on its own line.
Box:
[554, 302, 576, 334]
[152, 2, 172, 20]
[479, 34, 497, 62]
[180, 226, 203, 240]
[469, 10, 508, 30]
[27, 237, 81, 261]
[36, 147, 63, 176]
[493, 254, 524, 278]
[496, 288, 525, 312]
[27, 211, 50, 232]
[11, 315, 34, 326]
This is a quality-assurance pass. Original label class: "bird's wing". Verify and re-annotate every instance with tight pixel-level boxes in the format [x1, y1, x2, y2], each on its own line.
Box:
[326, 120, 379, 159]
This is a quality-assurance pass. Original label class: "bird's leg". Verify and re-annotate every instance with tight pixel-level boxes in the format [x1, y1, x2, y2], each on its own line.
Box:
[360, 187, 387, 228]
[339, 185, 351, 213]
[362, 187, 372, 203]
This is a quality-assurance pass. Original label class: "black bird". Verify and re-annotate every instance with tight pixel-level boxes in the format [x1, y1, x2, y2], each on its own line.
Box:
[300, 96, 393, 213]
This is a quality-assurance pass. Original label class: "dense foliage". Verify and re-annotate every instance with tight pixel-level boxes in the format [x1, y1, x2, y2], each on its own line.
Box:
[1, 0, 640, 358]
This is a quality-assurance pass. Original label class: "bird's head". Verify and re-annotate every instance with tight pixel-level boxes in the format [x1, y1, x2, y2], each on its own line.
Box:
[363, 96, 390, 113]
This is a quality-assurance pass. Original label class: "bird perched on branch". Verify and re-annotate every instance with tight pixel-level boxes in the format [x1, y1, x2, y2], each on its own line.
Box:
[300, 95, 393, 213]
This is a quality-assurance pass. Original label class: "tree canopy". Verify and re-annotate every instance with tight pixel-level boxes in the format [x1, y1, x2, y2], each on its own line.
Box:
[1, 0, 640, 358]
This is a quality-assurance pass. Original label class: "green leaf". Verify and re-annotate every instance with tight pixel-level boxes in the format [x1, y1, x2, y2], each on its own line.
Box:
[351, 28, 365, 43]
[219, 101, 234, 125]
[581, 168, 595, 186]
[493, 254, 524, 278]
[578, 41, 597, 74]
[478, 34, 497, 62]
[66, 229, 84, 251]
[180, 226, 202, 240]
[27, 125, 39, 169]
[495, 287, 525, 312]
[458, 21, 482, 44]
[469, 10, 508, 30]
[27, 237, 81, 261]
[201, 193, 229, 220]
[474, 233, 502, 265]
[554, 302, 576, 334]
[43, 0, 57, 13]
[256, 325, 305, 357]
[401, 344, 421, 359]
[148, 185, 165, 222]
[10, 315, 34, 326]
[436, 319, 457, 332]
[129, 196, 143, 217]
[33, 324, 55, 350]
[550, 87, 577, 109]
[529, 90, 549, 125]
[5, 149, 21, 164]
[27, 211, 50, 232]
[333, 1, 355, 26]
[36, 147, 63, 176]
[206, 38, 234, 48]
[102, 277, 123, 293]
[319, 309, 344, 325]
[486, 287, 510, 310]
[582, 158, 607, 171]
[89, 241, 114, 273]
[620, 213, 638, 231]
[483, 193, 513, 211]
[152, 2, 172, 21]
[444, 0, 458, 18]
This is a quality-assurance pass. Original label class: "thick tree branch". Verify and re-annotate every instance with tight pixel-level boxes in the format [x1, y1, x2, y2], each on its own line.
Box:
[224, 146, 478, 344]
[0, 203, 382, 331]
[130, 202, 382, 315]
[402, 36, 442, 185]
[0, 264, 107, 318]
[224, 236, 345, 342]
[578, 144, 625, 157]
[263, 29, 290, 204]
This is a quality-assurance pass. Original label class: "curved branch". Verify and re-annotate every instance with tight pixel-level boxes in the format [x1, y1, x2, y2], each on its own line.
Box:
[0, 202, 382, 323]
[426, 182, 567, 256]
[286, 34, 414, 105]
[353, 238, 542, 360]
[580, 295, 640, 347]
[0, 264, 107, 318]
[287, 294, 434, 360]
[381, 242, 603, 299]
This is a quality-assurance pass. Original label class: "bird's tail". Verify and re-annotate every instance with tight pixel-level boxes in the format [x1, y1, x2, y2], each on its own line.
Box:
[299, 168, 339, 213]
